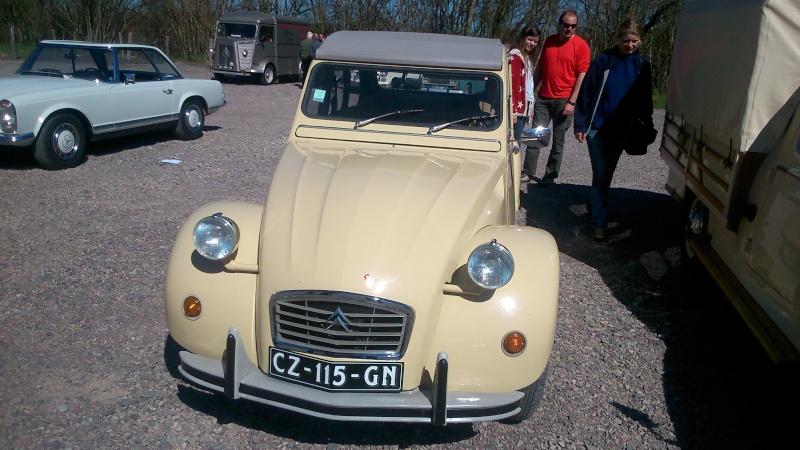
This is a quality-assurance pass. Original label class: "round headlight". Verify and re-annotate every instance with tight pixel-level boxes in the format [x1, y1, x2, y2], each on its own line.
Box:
[193, 213, 239, 261]
[467, 240, 514, 289]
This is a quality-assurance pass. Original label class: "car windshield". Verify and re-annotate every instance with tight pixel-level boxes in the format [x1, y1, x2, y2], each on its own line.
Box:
[217, 23, 257, 39]
[301, 63, 502, 131]
[17, 45, 114, 81]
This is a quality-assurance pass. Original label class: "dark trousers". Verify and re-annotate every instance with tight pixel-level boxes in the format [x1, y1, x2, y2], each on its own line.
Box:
[526, 97, 574, 181]
[587, 129, 624, 229]
[300, 58, 312, 84]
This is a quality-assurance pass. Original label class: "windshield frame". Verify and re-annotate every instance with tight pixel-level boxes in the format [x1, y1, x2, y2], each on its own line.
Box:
[300, 62, 504, 133]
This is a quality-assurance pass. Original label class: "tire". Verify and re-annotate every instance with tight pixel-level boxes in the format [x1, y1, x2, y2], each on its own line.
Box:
[501, 364, 549, 424]
[684, 194, 708, 262]
[259, 65, 276, 85]
[174, 99, 205, 140]
[33, 113, 86, 170]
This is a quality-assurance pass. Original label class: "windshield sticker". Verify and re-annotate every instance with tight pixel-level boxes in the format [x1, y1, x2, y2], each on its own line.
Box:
[313, 89, 326, 103]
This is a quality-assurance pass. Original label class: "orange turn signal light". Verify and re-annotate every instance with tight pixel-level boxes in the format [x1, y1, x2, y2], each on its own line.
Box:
[503, 331, 526, 355]
[183, 296, 202, 319]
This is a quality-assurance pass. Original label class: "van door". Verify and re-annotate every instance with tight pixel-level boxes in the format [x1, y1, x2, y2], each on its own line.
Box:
[256, 25, 277, 72]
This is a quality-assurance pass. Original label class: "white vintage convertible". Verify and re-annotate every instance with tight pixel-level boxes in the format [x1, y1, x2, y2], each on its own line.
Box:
[0, 40, 225, 169]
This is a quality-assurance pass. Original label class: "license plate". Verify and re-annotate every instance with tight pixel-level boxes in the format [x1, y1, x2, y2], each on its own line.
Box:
[268, 348, 403, 392]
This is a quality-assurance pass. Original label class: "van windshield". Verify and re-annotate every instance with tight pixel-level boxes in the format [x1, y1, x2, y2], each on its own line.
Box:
[301, 63, 502, 131]
[217, 23, 257, 39]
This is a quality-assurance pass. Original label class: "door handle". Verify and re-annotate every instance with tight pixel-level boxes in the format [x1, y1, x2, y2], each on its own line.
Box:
[163, 89, 173, 94]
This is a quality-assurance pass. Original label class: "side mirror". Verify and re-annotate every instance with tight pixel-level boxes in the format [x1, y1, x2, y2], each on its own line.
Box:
[123, 72, 136, 84]
[518, 126, 551, 149]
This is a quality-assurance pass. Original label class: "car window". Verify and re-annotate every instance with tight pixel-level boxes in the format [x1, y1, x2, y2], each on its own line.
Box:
[144, 49, 182, 79]
[118, 49, 164, 81]
[217, 23, 257, 39]
[301, 63, 502, 131]
[19, 46, 113, 81]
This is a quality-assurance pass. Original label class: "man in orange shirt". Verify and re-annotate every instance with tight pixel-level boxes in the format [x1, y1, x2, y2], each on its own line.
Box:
[525, 9, 590, 186]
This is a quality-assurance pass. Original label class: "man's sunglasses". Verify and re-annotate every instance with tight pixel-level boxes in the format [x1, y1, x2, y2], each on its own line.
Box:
[560, 22, 578, 29]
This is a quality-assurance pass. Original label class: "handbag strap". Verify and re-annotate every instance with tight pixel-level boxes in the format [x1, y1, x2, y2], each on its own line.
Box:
[588, 69, 610, 133]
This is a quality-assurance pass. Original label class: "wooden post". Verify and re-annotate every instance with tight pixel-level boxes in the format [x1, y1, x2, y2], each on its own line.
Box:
[127, 32, 132, 59]
[165, 35, 169, 56]
[118, 32, 123, 44]
[11, 26, 16, 59]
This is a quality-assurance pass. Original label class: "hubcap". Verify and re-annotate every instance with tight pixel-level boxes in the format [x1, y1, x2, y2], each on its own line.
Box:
[53, 124, 79, 159]
[185, 107, 202, 132]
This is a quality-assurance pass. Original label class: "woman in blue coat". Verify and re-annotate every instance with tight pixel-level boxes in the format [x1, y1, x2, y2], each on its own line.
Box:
[574, 18, 654, 241]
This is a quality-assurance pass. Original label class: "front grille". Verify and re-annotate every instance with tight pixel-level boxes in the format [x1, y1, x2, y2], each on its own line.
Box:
[270, 291, 414, 359]
[423, 77, 458, 87]
[216, 44, 235, 69]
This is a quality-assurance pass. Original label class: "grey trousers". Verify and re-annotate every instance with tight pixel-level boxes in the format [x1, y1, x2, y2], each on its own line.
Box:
[523, 97, 574, 181]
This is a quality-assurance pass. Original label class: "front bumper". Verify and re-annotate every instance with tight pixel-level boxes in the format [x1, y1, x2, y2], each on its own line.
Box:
[178, 327, 524, 424]
[0, 132, 35, 147]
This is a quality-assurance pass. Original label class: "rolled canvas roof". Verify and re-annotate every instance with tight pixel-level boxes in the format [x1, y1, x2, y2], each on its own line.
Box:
[316, 31, 505, 71]
[667, 0, 800, 152]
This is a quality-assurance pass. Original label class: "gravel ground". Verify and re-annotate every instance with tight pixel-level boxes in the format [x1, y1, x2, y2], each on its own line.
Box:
[1, 58, 797, 450]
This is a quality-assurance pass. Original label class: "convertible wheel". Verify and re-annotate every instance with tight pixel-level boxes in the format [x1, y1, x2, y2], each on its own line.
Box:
[260, 65, 276, 85]
[33, 113, 86, 170]
[174, 99, 205, 140]
[501, 364, 549, 424]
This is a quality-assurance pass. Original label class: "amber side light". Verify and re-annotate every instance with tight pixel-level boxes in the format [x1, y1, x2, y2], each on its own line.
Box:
[183, 296, 202, 319]
[503, 331, 526, 355]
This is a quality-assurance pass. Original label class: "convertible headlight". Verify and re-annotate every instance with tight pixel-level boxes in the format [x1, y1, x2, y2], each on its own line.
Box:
[467, 240, 514, 289]
[0, 99, 17, 133]
[193, 213, 239, 261]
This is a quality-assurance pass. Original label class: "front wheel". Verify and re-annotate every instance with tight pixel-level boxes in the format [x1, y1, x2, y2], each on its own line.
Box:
[174, 99, 205, 140]
[260, 65, 276, 85]
[501, 364, 549, 424]
[34, 113, 86, 170]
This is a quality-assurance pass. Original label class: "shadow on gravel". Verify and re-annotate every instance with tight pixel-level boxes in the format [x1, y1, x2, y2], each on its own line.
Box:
[521, 183, 799, 449]
[163, 334, 477, 446]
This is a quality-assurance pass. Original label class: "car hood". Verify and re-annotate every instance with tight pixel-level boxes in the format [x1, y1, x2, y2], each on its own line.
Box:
[0, 75, 98, 98]
[259, 141, 506, 299]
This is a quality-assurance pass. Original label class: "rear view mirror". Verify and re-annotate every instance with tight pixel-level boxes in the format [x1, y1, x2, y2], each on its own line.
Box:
[518, 126, 551, 149]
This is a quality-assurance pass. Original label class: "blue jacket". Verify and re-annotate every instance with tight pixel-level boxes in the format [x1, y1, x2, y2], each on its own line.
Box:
[574, 47, 653, 135]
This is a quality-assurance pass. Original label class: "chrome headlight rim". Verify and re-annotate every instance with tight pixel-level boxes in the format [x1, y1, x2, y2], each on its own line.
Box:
[0, 99, 17, 134]
[467, 239, 515, 290]
[192, 213, 240, 261]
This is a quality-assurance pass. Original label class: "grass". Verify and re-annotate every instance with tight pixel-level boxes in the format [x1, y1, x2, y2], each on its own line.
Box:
[653, 93, 666, 109]
[0, 41, 37, 60]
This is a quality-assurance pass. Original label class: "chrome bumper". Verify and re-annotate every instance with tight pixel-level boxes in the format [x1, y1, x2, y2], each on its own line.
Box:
[178, 327, 524, 424]
[0, 133, 35, 147]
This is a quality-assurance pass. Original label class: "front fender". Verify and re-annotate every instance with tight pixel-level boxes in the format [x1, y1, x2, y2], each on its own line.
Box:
[164, 200, 264, 362]
[427, 225, 559, 392]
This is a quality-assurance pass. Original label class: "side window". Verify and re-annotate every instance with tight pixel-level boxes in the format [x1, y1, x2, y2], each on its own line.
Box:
[145, 49, 181, 79]
[118, 49, 159, 81]
[259, 26, 274, 42]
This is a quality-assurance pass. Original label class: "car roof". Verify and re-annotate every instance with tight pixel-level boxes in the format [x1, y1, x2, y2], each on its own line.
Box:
[316, 31, 504, 71]
[38, 40, 163, 52]
[217, 11, 311, 26]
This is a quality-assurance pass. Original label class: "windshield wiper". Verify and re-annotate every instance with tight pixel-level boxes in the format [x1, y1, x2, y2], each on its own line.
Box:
[428, 114, 497, 134]
[20, 69, 64, 78]
[354, 109, 424, 129]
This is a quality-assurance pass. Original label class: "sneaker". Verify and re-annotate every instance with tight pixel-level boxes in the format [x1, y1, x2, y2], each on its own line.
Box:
[592, 227, 608, 242]
[536, 177, 555, 187]
[520, 173, 531, 182]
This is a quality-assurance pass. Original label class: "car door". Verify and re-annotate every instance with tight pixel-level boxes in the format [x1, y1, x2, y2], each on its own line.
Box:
[111, 48, 175, 131]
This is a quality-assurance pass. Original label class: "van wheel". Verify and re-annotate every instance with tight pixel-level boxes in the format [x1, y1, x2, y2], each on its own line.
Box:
[500, 365, 549, 424]
[260, 65, 276, 85]
[34, 113, 86, 170]
[174, 99, 205, 140]
[684, 195, 708, 262]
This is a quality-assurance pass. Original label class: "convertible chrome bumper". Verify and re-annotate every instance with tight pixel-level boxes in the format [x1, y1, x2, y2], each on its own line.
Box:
[178, 327, 524, 424]
[0, 133, 35, 146]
